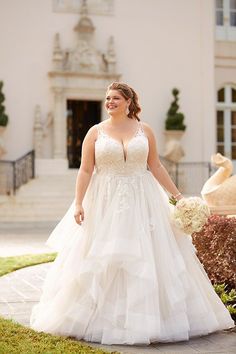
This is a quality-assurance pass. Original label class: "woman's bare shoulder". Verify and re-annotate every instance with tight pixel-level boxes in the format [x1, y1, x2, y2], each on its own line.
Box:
[83, 124, 99, 143]
[89, 124, 99, 134]
[141, 121, 156, 137]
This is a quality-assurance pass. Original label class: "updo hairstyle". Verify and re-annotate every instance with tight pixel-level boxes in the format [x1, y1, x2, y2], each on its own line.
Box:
[107, 82, 141, 121]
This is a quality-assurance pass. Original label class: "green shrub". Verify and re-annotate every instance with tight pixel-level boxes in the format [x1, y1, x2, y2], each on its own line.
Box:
[214, 283, 236, 321]
[165, 88, 186, 130]
[0, 81, 9, 127]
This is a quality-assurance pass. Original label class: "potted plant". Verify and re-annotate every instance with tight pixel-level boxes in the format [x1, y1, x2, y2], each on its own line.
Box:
[164, 88, 186, 162]
[0, 81, 9, 127]
[165, 88, 186, 131]
[0, 81, 9, 157]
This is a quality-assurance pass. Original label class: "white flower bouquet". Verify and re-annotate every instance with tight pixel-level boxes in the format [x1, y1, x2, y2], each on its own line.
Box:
[170, 196, 210, 234]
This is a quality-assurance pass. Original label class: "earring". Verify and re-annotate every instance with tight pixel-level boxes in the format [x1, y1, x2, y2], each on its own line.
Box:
[126, 106, 130, 115]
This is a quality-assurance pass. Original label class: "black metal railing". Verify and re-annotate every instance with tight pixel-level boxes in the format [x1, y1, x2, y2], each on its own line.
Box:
[0, 150, 35, 195]
[0, 151, 213, 196]
[160, 156, 215, 195]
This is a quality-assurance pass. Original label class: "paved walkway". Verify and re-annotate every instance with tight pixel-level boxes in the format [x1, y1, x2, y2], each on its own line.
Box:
[0, 222, 54, 256]
[0, 263, 235, 354]
[0, 224, 235, 353]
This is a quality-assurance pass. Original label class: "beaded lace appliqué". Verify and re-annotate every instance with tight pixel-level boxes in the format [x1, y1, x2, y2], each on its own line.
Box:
[95, 123, 149, 175]
[94, 122, 149, 213]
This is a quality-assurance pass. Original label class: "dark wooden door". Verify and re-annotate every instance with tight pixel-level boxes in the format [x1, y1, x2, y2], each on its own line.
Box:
[67, 100, 101, 168]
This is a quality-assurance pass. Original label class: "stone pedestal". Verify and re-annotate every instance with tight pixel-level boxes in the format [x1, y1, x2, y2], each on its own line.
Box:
[164, 130, 185, 163]
[0, 126, 7, 158]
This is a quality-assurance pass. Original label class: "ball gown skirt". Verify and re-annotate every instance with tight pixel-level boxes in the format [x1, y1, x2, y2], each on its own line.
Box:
[30, 123, 234, 345]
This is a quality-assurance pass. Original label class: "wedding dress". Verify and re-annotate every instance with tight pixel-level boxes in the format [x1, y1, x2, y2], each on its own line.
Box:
[30, 122, 234, 345]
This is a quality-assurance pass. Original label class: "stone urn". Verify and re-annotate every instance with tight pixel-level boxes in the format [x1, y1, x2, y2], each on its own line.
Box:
[163, 130, 185, 163]
[0, 126, 7, 158]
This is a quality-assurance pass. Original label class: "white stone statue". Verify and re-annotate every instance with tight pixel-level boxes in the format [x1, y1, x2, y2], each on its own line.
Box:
[201, 153, 236, 209]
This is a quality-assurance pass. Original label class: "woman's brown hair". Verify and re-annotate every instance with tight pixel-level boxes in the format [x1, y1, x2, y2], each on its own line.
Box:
[107, 82, 141, 121]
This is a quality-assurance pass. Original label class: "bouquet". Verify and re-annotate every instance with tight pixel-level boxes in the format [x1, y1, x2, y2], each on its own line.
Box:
[169, 196, 210, 234]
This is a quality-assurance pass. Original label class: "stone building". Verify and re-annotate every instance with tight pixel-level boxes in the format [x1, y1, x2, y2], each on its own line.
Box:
[0, 0, 235, 201]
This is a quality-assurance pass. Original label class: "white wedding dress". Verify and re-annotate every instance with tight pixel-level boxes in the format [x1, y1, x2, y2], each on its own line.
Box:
[30, 122, 234, 345]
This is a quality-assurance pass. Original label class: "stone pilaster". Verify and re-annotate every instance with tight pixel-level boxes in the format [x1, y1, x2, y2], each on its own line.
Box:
[53, 88, 66, 158]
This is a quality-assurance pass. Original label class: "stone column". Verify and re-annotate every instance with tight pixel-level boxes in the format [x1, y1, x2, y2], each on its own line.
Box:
[53, 88, 66, 158]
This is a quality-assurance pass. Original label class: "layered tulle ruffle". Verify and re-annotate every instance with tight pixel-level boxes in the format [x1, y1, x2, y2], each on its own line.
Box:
[30, 171, 234, 344]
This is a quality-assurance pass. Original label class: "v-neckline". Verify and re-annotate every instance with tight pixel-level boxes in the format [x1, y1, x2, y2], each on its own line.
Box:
[99, 122, 141, 162]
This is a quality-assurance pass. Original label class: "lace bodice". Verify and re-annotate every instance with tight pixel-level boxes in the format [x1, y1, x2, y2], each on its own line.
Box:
[95, 122, 149, 176]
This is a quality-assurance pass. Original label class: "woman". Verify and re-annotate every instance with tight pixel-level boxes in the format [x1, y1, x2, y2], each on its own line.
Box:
[30, 82, 234, 345]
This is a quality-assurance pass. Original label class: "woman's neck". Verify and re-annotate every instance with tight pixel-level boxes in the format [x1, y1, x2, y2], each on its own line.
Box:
[108, 114, 130, 125]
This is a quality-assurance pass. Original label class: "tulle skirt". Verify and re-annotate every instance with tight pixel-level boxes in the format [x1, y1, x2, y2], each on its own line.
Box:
[30, 171, 234, 344]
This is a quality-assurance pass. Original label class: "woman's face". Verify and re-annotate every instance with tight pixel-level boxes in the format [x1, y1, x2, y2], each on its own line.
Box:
[105, 89, 130, 116]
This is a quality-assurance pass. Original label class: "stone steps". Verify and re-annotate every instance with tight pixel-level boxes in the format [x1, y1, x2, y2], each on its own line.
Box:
[0, 173, 77, 222]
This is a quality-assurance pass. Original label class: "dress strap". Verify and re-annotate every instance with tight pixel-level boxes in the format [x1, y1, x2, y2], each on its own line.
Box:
[138, 121, 144, 134]
[96, 123, 103, 136]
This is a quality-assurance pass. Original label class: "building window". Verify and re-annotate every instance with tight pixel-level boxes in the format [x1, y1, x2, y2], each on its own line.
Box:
[216, 0, 224, 25]
[230, 0, 236, 26]
[232, 88, 236, 102]
[216, 85, 236, 166]
[217, 88, 225, 102]
[215, 0, 236, 40]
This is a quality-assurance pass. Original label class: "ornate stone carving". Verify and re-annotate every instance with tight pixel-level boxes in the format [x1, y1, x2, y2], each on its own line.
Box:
[52, 0, 114, 16]
[53, 33, 64, 71]
[201, 153, 236, 215]
[52, 0, 117, 75]
[74, 0, 95, 38]
[103, 36, 116, 73]
[66, 39, 103, 73]
[48, 0, 120, 164]
[33, 105, 53, 158]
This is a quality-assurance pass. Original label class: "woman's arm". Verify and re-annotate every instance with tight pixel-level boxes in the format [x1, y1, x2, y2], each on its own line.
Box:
[143, 122, 183, 200]
[74, 125, 97, 224]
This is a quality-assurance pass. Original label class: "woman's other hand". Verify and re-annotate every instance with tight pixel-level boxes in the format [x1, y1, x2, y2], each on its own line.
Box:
[74, 205, 84, 225]
[175, 193, 184, 201]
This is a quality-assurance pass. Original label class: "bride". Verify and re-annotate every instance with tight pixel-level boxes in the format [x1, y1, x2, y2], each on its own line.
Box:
[30, 82, 234, 345]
